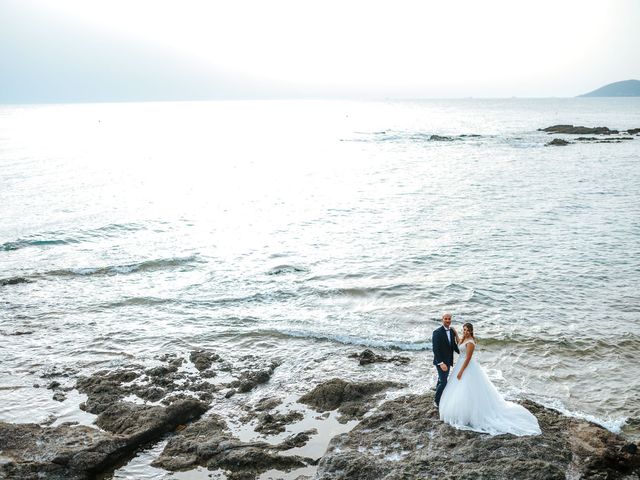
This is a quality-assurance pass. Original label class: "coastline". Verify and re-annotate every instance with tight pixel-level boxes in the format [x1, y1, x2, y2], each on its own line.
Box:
[1, 347, 638, 480]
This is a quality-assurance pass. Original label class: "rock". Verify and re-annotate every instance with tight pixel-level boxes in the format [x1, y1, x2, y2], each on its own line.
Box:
[298, 378, 404, 422]
[189, 349, 220, 371]
[152, 415, 315, 478]
[429, 134, 454, 141]
[278, 429, 318, 450]
[0, 399, 209, 479]
[254, 411, 304, 435]
[315, 392, 640, 479]
[52, 392, 67, 402]
[349, 349, 411, 366]
[539, 125, 619, 135]
[76, 368, 140, 414]
[231, 362, 280, 393]
[628, 128, 640, 135]
[546, 138, 571, 146]
[254, 396, 283, 412]
[0, 277, 32, 287]
[95, 399, 208, 437]
[47, 380, 61, 390]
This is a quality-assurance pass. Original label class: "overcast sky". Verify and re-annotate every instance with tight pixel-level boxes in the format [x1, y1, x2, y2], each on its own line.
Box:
[1, 0, 639, 102]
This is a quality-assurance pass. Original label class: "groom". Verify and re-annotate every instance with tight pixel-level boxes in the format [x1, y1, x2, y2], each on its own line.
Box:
[432, 312, 459, 407]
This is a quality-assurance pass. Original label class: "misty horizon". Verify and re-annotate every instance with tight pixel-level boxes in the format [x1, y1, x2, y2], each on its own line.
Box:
[1, 0, 639, 104]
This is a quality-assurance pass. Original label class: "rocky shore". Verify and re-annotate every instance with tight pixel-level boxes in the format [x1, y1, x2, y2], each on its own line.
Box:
[540, 124, 640, 146]
[1, 348, 638, 479]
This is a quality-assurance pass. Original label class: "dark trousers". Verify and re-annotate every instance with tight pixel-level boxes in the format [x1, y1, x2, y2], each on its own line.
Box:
[434, 364, 450, 406]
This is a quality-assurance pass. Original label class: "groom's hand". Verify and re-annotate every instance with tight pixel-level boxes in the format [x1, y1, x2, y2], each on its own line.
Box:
[439, 363, 448, 372]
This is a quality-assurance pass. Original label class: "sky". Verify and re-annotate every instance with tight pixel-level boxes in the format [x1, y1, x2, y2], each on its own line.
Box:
[1, 0, 639, 102]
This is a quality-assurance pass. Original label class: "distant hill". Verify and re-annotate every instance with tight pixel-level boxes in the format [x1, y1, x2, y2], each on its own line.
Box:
[579, 79, 640, 97]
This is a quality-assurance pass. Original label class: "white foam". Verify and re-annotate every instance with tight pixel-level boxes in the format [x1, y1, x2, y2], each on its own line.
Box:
[275, 329, 430, 351]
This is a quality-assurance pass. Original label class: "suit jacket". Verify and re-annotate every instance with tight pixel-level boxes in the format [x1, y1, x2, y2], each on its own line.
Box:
[432, 325, 460, 367]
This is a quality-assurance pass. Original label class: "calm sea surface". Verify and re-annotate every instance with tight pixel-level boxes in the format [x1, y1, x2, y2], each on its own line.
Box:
[1, 98, 639, 457]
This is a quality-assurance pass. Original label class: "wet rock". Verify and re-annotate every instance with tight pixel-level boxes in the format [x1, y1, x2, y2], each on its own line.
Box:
[76, 368, 141, 414]
[349, 349, 411, 366]
[546, 138, 571, 146]
[539, 125, 619, 135]
[278, 429, 318, 450]
[95, 399, 208, 437]
[0, 398, 209, 479]
[0, 277, 32, 287]
[255, 411, 304, 435]
[429, 134, 455, 141]
[134, 386, 166, 402]
[628, 128, 640, 135]
[231, 362, 280, 393]
[315, 392, 640, 480]
[254, 396, 283, 412]
[298, 378, 404, 422]
[224, 389, 236, 399]
[152, 415, 315, 478]
[189, 349, 221, 371]
[52, 392, 67, 402]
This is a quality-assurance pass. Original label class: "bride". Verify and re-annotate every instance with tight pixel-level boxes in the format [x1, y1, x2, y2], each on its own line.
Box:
[439, 322, 541, 436]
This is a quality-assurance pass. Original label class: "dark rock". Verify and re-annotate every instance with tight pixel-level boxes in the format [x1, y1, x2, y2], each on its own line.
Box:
[278, 429, 318, 450]
[315, 392, 640, 480]
[0, 277, 32, 287]
[47, 380, 61, 390]
[298, 378, 404, 422]
[232, 362, 280, 393]
[546, 138, 571, 146]
[189, 349, 220, 371]
[349, 349, 411, 366]
[152, 415, 314, 478]
[429, 134, 455, 141]
[254, 411, 304, 435]
[224, 389, 236, 399]
[254, 396, 283, 412]
[539, 125, 619, 135]
[145, 364, 178, 377]
[52, 392, 67, 402]
[95, 399, 208, 437]
[0, 398, 209, 479]
[76, 368, 140, 414]
[622, 443, 638, 454]
[628, 128, 640, 135]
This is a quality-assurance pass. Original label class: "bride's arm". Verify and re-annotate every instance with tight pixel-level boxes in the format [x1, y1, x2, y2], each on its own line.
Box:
[456, 343, 475, 380]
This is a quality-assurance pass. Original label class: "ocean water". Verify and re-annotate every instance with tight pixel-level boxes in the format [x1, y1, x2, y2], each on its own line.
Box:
[1, 98, 639, 458]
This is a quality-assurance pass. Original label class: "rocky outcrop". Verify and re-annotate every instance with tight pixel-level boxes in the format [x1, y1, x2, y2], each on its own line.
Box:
[152, 415, 317, 480]
[546, 138, 571, 146]
[349, 349, 411, 366]
[298, 378, 404, 422]
[540, 125, 619, 135]
[315, 392, 640, 479]
[0, 398, 208, 480]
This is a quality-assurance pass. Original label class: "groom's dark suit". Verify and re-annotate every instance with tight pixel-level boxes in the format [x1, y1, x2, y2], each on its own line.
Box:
[432, 325, 460, 406]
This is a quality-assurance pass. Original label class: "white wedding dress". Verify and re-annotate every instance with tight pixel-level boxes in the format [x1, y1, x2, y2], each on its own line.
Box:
[439, 341, 541, 436]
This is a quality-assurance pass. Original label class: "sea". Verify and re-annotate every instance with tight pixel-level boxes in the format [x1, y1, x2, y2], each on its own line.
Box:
[1, 98, 639, 476]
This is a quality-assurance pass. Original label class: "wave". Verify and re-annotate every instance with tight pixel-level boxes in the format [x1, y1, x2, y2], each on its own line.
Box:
[1, 255, 200, 285]
[0, 223, 146, 252]
[251, 329, 431, 351]
[313, 283, 417, 298]
[538, 399, 627, 434]
[343, 130, 486, 144]
[266, 265, 308, 275]
[46, 255, 200, 277]
[0, 277, 33, 287]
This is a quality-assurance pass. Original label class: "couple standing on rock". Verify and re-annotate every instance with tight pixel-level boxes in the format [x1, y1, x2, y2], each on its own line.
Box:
[432, 312, 541, 436]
